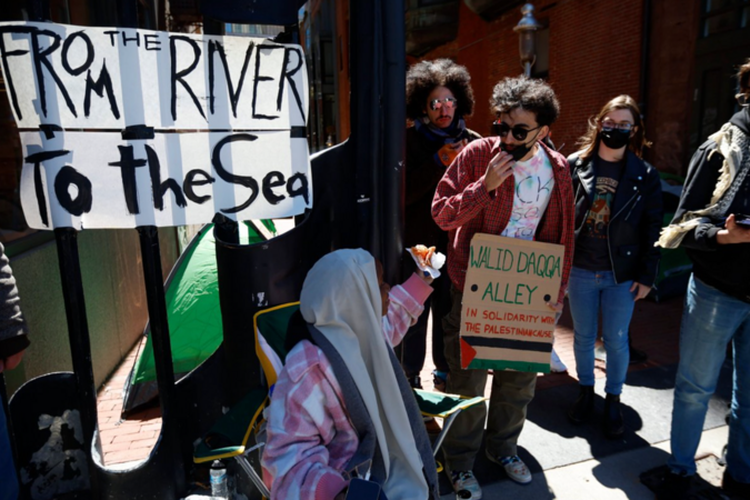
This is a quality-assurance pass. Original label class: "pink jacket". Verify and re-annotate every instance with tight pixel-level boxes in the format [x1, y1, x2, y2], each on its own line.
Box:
[261, 274, 432, 500]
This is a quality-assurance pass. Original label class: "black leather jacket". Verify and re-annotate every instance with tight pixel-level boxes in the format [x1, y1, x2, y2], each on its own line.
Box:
[568, 150, 663, 286]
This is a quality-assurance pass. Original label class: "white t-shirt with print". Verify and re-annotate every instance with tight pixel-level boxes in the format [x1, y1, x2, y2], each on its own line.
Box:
[501, 145, 555, 241]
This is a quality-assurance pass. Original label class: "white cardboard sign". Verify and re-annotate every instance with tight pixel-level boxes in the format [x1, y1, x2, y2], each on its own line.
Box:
[0, 21, 311, 230]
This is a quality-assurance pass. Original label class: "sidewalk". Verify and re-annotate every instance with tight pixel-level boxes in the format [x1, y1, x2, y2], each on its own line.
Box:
[420, 293, 735, 499]
[97, 288, 735, 499]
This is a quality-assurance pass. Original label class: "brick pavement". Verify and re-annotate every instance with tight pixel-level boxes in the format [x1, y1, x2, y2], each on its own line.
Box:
[97, 336, 160, 466]
[98, 292, 685, 466]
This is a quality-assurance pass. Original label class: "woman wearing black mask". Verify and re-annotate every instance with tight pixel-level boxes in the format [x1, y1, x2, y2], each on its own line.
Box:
[566, 95, 662, 438]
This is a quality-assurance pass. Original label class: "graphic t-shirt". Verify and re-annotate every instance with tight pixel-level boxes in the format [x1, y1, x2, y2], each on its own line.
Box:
[573, 156, 624, 271]
[501, 145, 555, 241]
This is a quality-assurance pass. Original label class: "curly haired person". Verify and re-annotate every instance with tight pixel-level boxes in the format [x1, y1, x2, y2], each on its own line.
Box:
[401, 59, 482, 395]
[432, 77, 574, 499]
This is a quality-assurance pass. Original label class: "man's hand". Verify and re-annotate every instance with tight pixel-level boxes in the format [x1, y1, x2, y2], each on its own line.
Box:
[546, 301, 563, 313]
[484, 150, 515, 192]
[716, 214, 750, 245]
[630, 282, 652, 301]
[0, 350, 24, 373]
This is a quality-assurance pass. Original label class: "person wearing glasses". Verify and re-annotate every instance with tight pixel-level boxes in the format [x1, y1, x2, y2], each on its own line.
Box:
[653, 60, 750, 499]
[402, 59, 481, 394]
[566, 95, 662, 439]
[432, 76, 574, 499]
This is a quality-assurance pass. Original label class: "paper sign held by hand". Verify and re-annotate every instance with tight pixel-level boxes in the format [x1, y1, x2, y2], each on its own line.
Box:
[460, 233, 564, 373]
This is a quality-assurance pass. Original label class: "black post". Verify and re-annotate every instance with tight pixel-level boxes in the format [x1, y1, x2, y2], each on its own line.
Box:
[53, 228, 101, 494]
[380, 0, 406, 284]
[136, 226, 187, 489]
[350, 0, 382, 258]
[26, 0, 49, 22]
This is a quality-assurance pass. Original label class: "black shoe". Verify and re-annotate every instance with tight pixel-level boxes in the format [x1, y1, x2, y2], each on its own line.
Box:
[723, 469, 750, 497]
[568, 385, 594, 424]
[655, 469, 692, 500]
[603, 393, 624, 438]
[629, 345, 648, 364]
[407, 375, 422, 389]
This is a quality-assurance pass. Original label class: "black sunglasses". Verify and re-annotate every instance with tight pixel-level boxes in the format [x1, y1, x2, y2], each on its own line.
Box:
[492, 120, 542, 141]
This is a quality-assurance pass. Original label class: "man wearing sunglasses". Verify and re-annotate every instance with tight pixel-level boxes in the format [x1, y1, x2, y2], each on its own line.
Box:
[431, 76, 574, 499]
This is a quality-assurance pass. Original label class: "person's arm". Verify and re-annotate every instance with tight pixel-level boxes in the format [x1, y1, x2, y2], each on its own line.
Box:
[0, 242, 29, 372]
[716, 214, 750, 245]
[632, 165, 664, 298]
[431, 143, 499, 231]
[262, 344, 350, 500]
[554, 161, 576, 309]
[672, 144, 725, 251]
[382, 273, 433, 347]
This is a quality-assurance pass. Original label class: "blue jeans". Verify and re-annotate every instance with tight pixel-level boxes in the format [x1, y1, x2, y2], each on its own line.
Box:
[0, 398, 19, 500]
[567, 267, 635, 395]
[668, 275, 750, 482]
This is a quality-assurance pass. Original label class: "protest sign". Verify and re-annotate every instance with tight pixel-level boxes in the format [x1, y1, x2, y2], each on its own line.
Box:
[460, 233, 564, 373]
[0, 21, 311, 229]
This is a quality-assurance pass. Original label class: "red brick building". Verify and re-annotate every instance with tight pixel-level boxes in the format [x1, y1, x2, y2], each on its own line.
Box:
[413, 0, 749, 175]
[304, 0, 750, 175]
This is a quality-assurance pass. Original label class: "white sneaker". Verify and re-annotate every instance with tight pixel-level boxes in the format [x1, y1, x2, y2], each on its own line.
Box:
[451, 470, 482, 499]
[486, 451, 532, 485]
[550, 348, 567, 373]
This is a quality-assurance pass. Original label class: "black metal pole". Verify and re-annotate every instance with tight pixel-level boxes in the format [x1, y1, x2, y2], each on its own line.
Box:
[53, 228, 101, 494]
[380, 0, 406, 284]
[350, 0, 382, 258]
[136, 226, 187, 490]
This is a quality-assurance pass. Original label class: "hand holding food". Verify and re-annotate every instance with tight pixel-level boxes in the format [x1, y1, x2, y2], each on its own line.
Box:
[406, 244, 446, 279]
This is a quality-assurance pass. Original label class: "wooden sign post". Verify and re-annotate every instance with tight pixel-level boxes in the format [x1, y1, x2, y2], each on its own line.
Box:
[460, 233, 564, 373]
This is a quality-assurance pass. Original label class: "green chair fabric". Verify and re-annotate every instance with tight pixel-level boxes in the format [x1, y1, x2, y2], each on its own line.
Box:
[193, 388, 268, 463]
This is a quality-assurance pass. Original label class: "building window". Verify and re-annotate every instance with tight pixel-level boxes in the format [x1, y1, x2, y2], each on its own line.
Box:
[531, 27, 549, 80]
[701, 0, 749, 37]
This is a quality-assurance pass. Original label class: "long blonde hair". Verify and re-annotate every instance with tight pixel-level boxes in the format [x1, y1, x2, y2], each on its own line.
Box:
[576, 95, 652, 162]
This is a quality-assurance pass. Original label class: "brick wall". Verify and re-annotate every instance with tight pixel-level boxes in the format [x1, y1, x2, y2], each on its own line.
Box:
[419, 0, 647, 160]
[645, 0, 700, 175]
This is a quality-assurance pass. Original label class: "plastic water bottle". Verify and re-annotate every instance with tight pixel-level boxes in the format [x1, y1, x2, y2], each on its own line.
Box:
[210, 459, 228, 499]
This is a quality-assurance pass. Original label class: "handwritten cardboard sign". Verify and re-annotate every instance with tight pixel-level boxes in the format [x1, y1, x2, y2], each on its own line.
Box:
[0, 21, 311, 229]
[460, 233, 564, 373]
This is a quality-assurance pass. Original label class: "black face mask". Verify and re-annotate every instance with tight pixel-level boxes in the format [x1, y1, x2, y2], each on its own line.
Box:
[501, 141, 533, 161]
[600, 129, 630, 150]
[500, 127, 541, 161]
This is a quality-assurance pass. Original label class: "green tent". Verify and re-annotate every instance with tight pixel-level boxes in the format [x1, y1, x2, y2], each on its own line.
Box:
[122, 221, 275, 414]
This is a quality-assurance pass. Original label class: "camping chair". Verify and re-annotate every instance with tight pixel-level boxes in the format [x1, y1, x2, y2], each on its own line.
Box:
[253, 303, 486, 470]
[191, 303, 300, 498]
[194, 302, 486, 495]
[193, 387, 271, 497]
